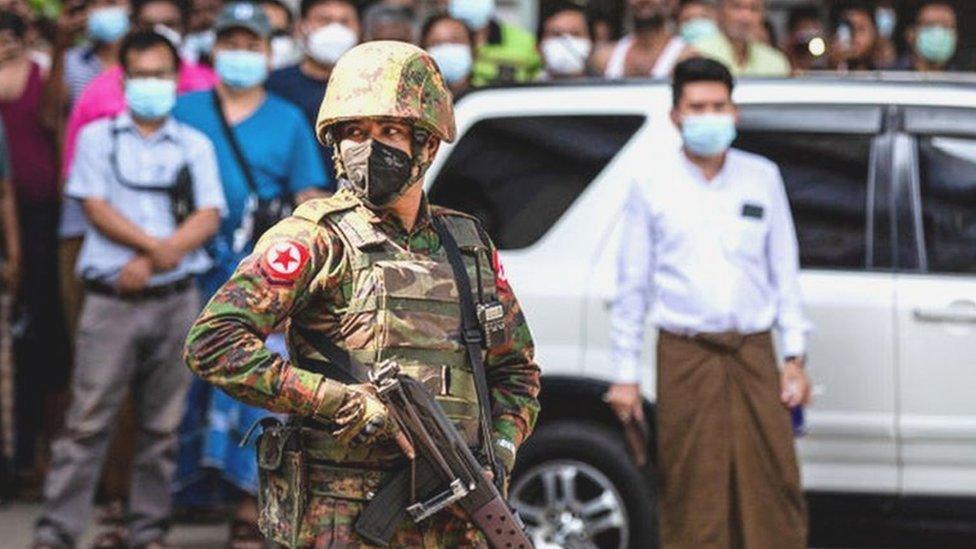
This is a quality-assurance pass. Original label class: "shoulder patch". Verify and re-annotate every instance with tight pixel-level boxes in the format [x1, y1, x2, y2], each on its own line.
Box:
[292, 189, 359, 224]
[434, 208, 488, 250]
[260, 239, 311, 284]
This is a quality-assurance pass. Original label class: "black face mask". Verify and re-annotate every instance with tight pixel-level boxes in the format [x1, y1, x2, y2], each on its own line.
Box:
[340, 139, 415, 207]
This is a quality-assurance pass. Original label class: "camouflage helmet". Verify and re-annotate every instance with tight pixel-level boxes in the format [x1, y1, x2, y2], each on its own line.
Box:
[316, 41, 457, 144]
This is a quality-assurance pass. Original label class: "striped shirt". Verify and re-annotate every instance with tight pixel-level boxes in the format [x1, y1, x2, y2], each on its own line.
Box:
[63, 44, 105, 107]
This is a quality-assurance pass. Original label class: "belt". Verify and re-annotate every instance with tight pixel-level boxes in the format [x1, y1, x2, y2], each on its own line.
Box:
[84, 277, 193, 301]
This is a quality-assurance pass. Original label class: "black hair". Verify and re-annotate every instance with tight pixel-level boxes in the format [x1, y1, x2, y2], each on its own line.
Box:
[678, 0, 716, 13]
[300, 0, 358, 19]
[420, 13, 474, 48]
[763, 18, 777, 46]
[830, 1, 874, 29]
[0, 11, 27, 40]
[118, 29, 182, 73]
[671, 57, 734, 107]
[787, 5, 821, 34]
[132, 0, 189, 26]
[259, 0, 295, 27]
[536, 1, 592, 41]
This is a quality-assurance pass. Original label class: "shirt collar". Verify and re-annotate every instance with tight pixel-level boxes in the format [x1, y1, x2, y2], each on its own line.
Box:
[679, 148, 731, 189]
[367, 192, 434, 235]
[113, 112, 180, 142]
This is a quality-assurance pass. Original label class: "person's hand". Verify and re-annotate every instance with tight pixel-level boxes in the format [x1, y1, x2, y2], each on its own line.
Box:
[117, 255, 153, 293]
[781, 358, 812, 408]
[604, 383, 643, 422]
[331, 384, 394, 448]
[148, 238, 183, 272]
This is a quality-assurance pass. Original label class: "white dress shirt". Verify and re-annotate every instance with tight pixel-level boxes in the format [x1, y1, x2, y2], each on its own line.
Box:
[611, 148, 810, 383]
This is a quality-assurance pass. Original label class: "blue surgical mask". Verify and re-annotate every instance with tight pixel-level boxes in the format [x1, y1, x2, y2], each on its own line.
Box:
[125, 77, 177, 120]
[875, 7, 896, 39]
[427, 43, 472, 85]
[449, 0, 494, 31]
[214, 50, 269, 88]
[916, 25, 956, 65]
[681, 114, 737, 157]
[88, 6, 130, 43]
[680, 18, 720, 44]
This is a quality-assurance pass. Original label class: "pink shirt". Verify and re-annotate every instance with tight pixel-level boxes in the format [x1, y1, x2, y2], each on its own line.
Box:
[62, 62, 218, 176]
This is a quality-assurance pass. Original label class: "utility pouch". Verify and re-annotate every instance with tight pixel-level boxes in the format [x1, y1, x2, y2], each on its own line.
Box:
[168, 165, 195, 225]
[256, 418, 307, 548]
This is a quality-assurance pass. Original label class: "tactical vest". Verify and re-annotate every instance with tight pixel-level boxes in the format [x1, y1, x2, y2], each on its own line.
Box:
[293, 195, 498, 466]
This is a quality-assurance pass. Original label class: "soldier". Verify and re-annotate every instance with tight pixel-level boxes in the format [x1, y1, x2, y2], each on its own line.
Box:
[184, 40, 541, 547]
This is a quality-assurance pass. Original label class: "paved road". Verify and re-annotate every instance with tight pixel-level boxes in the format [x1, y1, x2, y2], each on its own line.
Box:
[0, 503, 227, 548]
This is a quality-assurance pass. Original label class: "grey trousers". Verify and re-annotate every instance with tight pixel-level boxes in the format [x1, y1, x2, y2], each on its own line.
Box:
[35, 288, 199, 548]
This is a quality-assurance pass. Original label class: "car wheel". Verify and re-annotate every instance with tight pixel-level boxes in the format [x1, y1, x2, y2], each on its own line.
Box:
[509, 420, 657, 549]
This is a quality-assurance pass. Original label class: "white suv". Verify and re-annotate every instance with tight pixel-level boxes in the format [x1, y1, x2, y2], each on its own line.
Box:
[424, 76, 976, 548]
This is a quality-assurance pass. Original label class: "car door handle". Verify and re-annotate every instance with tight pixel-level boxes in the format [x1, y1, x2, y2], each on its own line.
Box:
[913, 307, 976, 324]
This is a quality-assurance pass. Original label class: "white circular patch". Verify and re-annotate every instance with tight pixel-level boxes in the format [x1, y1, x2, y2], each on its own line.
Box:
[265, 241, 303, 275]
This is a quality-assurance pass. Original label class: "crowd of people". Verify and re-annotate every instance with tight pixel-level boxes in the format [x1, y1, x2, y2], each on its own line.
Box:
[0, 0, 967, 546]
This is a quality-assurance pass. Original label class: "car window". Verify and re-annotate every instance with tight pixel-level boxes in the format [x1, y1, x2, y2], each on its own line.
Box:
[734, 130, 873, 269]
[429, 115, 645, 250]
[916, 136, 976, 274]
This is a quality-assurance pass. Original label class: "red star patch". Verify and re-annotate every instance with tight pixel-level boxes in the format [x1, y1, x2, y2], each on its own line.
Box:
[492, 249, 510, 292]
[260, 240, 310, 284]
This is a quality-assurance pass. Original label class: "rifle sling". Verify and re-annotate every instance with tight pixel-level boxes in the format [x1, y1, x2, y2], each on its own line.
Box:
[431, 218, 496, 464]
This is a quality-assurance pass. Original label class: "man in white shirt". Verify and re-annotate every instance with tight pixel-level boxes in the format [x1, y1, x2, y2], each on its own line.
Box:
[606, 57, 811, 548]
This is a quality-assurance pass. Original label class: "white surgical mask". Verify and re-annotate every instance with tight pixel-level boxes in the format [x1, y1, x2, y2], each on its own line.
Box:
[306, 23, 358, 66]
[271, 35, 302, 68]
[427, 43, 473, 85]
[541, 35, 591, 76]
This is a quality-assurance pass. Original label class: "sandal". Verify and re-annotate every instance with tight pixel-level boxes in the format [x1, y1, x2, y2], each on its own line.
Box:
[226, 518, 265, 549]
[90, 528, 127, 549]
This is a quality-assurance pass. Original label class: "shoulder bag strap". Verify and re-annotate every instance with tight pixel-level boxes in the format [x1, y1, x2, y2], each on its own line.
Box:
[212, 89, 259, 195]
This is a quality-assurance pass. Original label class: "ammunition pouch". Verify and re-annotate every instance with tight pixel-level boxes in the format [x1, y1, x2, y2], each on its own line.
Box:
[256, 418, 306, 547]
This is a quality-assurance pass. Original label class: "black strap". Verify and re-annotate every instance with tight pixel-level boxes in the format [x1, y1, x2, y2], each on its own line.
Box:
[212, 90, 259, 195]
[293, 326, 371, 384]
[431, 217, 497, 468]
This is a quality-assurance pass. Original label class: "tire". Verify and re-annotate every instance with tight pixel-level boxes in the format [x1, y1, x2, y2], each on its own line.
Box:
[509, 420, 657, 549]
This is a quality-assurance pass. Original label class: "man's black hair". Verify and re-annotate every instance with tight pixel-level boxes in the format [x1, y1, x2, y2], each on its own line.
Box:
[259, 0, 295, 28]
[300, 0, 359, 20]
[536, 1, 592, 42]
[829, 1, 873, 29]
[0, 11, 28, 39]
[118, 29, 182, 73]
[671, 57, 734, 107]
[132, 0, 189, 25]
[787, 5, 820, 34]
[420, 13, 475, 48]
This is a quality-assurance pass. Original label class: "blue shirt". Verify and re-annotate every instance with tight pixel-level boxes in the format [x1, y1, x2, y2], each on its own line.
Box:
[173, 90, 327, 242]
[266, 64, 337, 182]
[66, 114, 227, 287]
[173, 90, 327, 294]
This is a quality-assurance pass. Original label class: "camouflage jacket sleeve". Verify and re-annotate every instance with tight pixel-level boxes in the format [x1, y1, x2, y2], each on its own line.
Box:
[484, 242, 541, 472]
[183, 215, 350, 419]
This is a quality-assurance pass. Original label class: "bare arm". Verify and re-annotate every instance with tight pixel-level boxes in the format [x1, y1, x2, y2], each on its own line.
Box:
[0, 178, 19, 294]
[82, 198, 157, 253]
[166, 208, 220, 254]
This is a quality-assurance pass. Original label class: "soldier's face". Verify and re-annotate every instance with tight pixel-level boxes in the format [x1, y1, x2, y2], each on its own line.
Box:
[336, 119, 416, 156]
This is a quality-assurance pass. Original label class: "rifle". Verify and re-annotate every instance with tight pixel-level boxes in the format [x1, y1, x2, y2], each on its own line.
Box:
[352, 359, 532, 548]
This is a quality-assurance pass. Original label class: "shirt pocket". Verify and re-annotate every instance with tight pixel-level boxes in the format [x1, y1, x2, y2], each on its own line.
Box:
[723, 218, 768, 259]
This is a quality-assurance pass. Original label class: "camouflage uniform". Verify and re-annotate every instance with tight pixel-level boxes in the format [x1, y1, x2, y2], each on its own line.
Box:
[184, 42, 541, 548]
